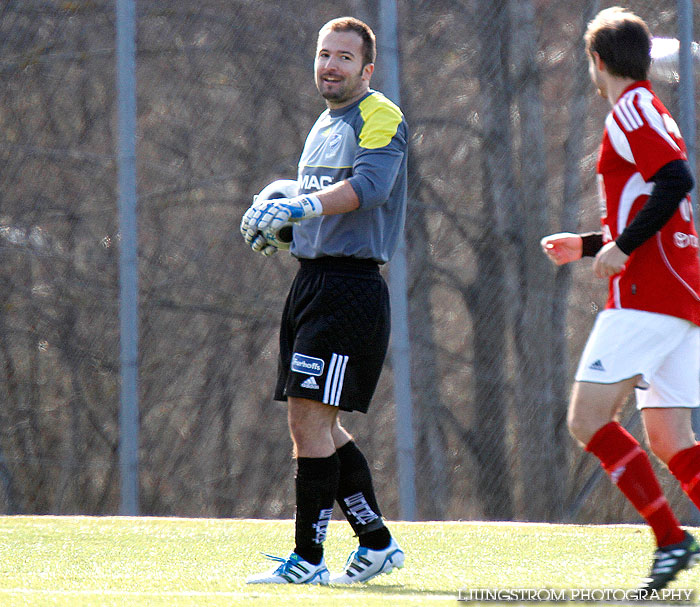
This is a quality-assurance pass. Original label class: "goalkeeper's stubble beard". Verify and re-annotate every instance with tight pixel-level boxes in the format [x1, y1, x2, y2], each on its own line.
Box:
[316, 65, 366, 106]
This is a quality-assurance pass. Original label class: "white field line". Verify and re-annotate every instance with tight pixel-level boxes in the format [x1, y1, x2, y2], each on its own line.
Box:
[0, 515, 663, 530]
[0, 587, 457, 601]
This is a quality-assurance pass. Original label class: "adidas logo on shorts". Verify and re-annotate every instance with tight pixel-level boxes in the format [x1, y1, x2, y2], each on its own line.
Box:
[301, 376, 319, 390]
[589, 359, 606, 372]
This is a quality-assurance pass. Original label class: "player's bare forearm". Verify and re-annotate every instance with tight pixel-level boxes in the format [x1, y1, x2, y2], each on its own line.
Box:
[315, 180, 360, 215]
[540, 232, 583, 266]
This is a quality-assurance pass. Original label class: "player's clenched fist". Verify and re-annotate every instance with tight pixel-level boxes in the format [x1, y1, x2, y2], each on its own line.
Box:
[593, 241, 629, 278]
[540, 232, 583, 266]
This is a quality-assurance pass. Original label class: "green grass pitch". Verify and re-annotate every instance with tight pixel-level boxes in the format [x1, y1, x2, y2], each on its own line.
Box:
[0, 516, 698, 606]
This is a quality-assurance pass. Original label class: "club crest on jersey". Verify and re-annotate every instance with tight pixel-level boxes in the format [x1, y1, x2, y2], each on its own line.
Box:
[328, 133, 342, 153]
[291, 353, 324, 376]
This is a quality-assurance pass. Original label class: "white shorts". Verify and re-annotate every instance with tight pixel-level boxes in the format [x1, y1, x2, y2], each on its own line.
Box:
[574, 309, 700, 409]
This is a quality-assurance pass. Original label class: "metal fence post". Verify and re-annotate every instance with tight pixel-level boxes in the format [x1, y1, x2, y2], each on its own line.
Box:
[678, 0, 696, 213]
[678, 0, 700, 525]
[116, 0, 140, 516]
[378, 0, 417, 521]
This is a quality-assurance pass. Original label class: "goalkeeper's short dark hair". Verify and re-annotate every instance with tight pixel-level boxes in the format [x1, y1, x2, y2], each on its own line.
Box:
[319, 17, 377, 68]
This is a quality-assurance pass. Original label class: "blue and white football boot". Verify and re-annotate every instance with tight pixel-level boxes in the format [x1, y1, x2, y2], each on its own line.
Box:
[330, 538, 405, 584]
[246, 552, 330, 585]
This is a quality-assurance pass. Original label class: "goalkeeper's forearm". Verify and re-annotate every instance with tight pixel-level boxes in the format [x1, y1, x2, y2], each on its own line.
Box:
[314, 180, 360, 215]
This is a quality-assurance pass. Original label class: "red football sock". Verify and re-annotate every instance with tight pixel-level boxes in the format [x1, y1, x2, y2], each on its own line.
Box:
[668, 444, 700, 508]
[586, 422, 685, 547]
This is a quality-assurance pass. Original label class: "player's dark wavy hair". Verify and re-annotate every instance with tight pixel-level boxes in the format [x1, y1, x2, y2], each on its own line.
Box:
[585, 7, 651, 81]
[319, 17, 377, 67]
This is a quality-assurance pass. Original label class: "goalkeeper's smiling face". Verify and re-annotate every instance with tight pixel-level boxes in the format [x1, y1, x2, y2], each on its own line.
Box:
[315, 29, 374, 109]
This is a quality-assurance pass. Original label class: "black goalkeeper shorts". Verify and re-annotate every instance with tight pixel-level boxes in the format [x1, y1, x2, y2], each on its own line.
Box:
[274, 256, 391, 413]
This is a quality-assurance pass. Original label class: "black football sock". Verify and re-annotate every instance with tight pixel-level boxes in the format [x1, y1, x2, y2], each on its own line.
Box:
[358, 526, 392, 550]
[336, 441, 390, 548]
[294, 453, 340, 566]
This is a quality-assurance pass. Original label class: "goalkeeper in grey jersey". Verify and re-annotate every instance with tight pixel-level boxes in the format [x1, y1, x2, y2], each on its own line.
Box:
[242, 16, 407, 585]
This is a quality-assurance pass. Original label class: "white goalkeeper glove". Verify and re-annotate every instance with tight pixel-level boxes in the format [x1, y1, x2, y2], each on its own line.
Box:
[239, 195, 280, 256]
[243, 194, 323, 247]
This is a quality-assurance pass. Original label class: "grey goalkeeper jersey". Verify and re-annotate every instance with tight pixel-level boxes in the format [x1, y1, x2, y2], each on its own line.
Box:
[291, 90, 408, 264]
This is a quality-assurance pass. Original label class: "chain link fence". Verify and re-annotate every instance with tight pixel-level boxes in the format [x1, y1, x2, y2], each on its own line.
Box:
[0, 0, 698, 523]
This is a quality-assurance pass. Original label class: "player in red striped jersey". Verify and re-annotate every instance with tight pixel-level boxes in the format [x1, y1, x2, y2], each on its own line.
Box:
[541, 7, 700, 590]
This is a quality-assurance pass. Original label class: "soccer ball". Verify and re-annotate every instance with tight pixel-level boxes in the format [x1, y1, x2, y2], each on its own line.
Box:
[255, 179, 298, 250]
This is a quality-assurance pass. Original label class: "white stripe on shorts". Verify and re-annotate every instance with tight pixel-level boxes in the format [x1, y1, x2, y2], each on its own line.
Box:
[323, 353, 349, 407]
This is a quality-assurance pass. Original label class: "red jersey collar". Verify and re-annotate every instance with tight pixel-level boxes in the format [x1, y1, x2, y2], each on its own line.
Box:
[617, 80, 652, 101]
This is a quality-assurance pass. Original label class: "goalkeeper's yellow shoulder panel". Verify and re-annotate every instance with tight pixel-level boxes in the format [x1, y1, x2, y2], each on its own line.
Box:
[358, 93, 404, 150]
